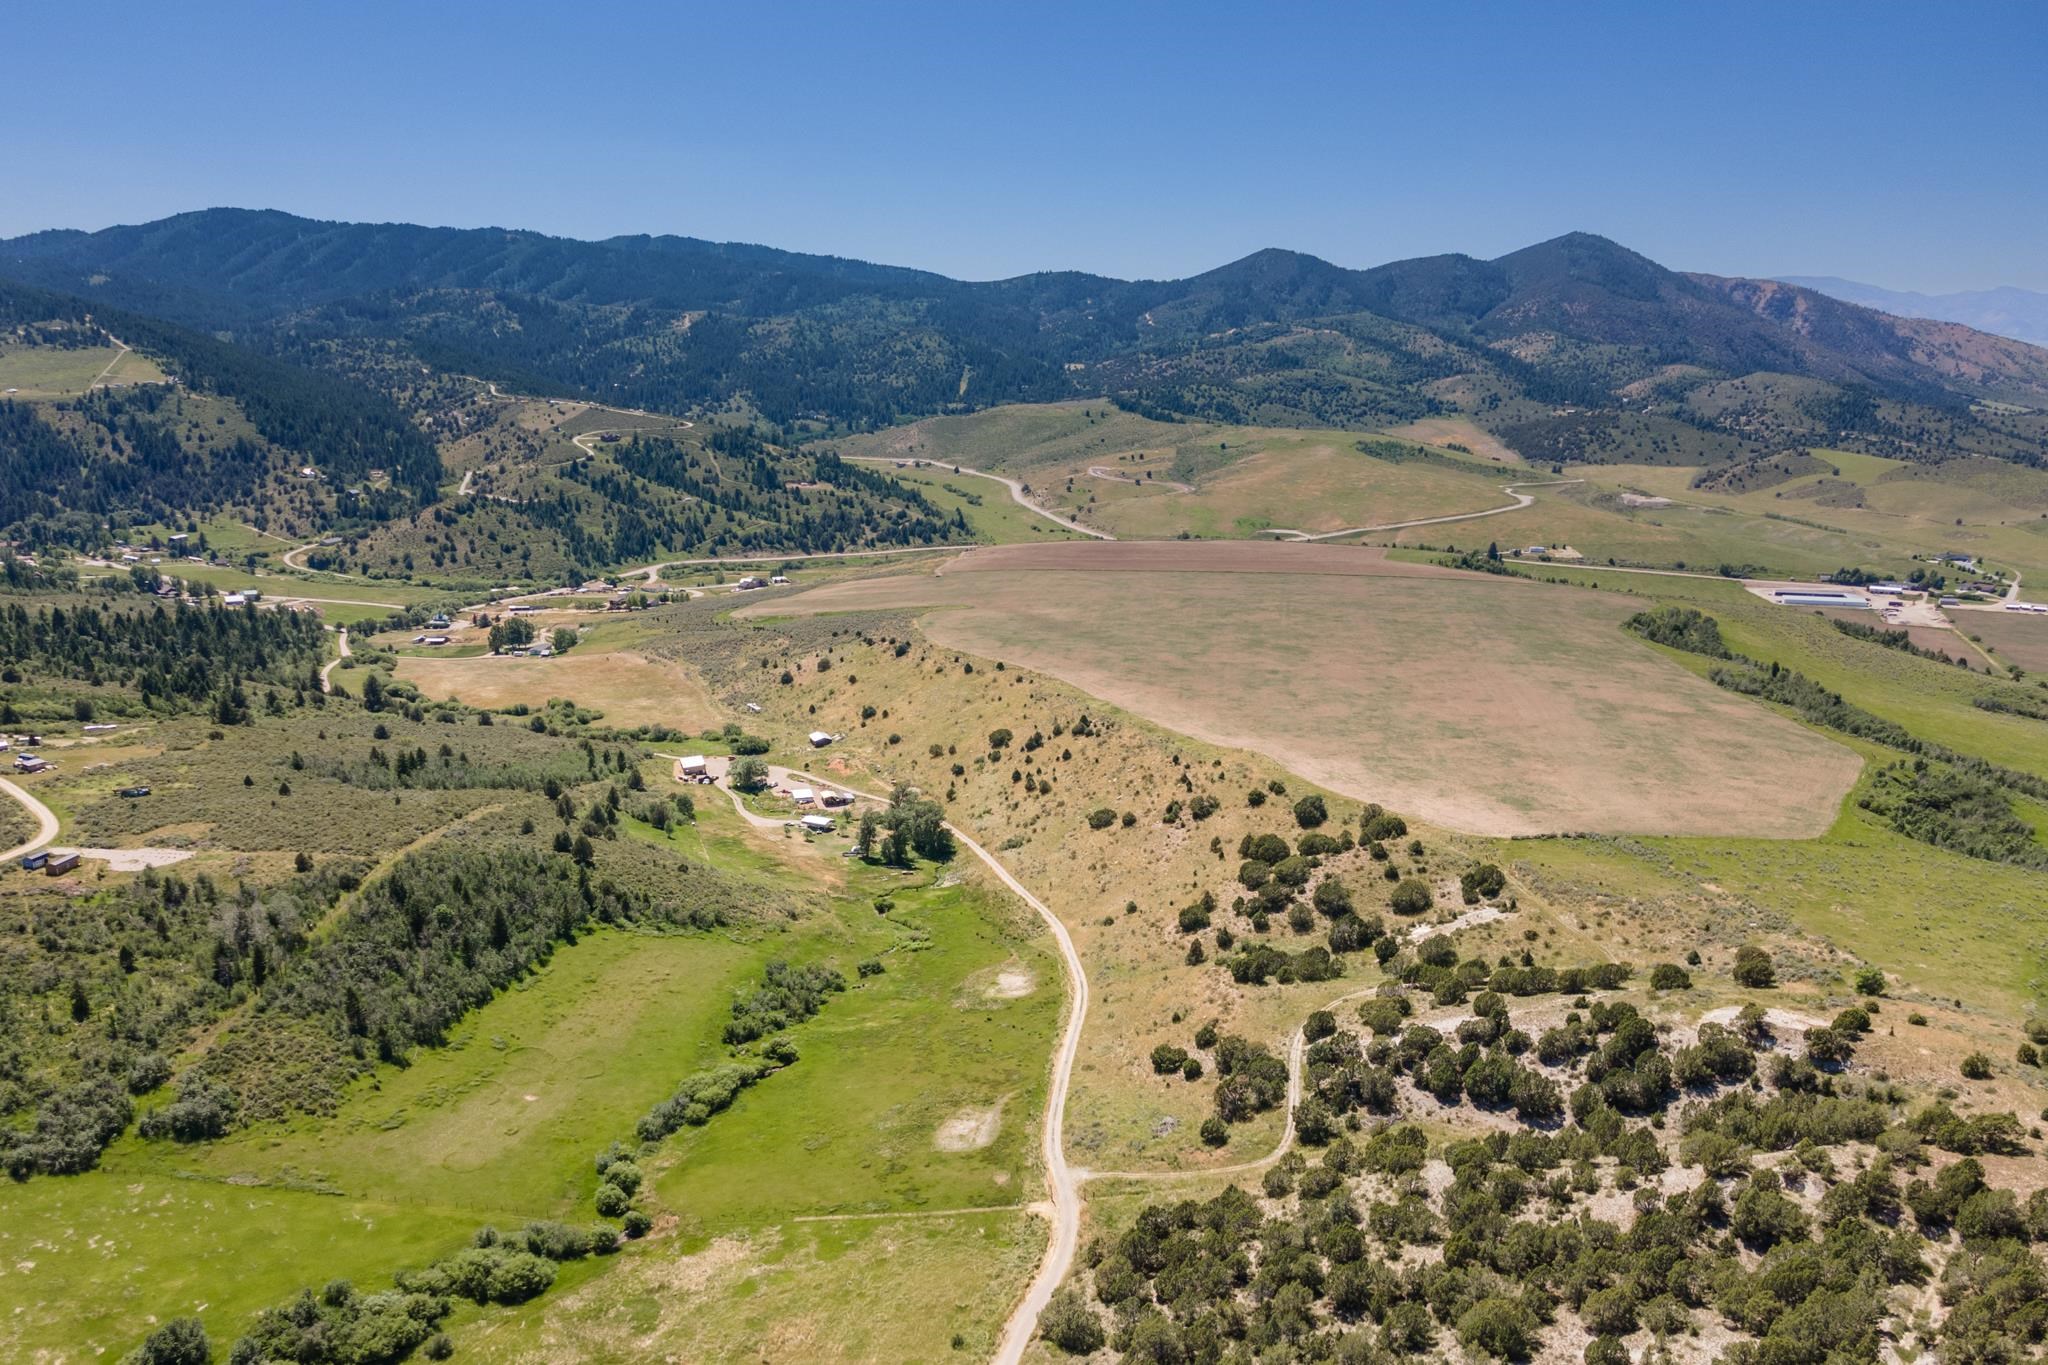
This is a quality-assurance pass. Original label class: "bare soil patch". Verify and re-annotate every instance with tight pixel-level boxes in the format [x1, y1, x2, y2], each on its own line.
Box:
[60, 847, 194, 871]
[934, 1099, 1006, 1152]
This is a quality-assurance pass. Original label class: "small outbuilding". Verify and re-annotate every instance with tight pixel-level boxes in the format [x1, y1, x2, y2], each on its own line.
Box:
[808, 731, 834, 748]
[799, 814, 835, 834]
[677, 755, 708, 781]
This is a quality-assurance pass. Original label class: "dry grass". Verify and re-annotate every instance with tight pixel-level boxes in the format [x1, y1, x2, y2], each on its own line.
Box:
[746, 543, 1862, 837]
[394, 649, 718, 730]
[1960, 609, 2048, 673]
[1380, 416, 1525, 464]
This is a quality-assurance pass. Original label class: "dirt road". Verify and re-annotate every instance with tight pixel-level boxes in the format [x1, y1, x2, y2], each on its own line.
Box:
[1258, 477, 1585, 541]
[845, 456, 1114, 540]
[1085, 464, 1194, 493]
[0, 777, 60, 863]
[318, 627, 351, 694]
[673, 754, 1089, 1362]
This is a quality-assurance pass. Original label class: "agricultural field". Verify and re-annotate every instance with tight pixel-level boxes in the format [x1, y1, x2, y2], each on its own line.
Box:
[742, 542, 1862, 838]
[0, 341, 165, 397]
[1960, 606, 2048, 672]
[390, 617, 722, 732]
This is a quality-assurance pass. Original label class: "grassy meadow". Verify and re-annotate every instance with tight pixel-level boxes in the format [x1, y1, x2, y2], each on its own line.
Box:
[0, 342, 166, 397]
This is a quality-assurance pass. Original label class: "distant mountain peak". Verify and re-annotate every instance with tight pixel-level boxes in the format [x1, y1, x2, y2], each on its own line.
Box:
[1775, 275, 2048, 349]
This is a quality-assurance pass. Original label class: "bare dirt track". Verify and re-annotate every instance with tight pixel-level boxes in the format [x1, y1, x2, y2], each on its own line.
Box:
[748, 543, 1863, 838]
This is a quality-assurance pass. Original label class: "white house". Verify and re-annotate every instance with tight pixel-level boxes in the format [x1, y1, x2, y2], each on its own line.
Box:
[769, 575, 790, 585]
[799, 814, 835, 834]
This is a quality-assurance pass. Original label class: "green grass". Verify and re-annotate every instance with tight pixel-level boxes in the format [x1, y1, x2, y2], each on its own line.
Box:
[866, 462, 1081, 542]
[456, 1209, 1045, 1363]
[0, 343, 165, 397]
[0, 1173, 479, 1360]
[114, 928, 763, 1216]
[1, 786, 1059, 1360]
[1500, 780, 2048, 1014]
[653, 877, 1061, 1226]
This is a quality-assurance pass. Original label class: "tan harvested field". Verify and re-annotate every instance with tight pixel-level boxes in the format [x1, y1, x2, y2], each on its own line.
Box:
[745, 542, 1862, 837]
[948, 540, 1474, 577]
[393, 649, 718, 730]
[1961, 608, 2048, 673]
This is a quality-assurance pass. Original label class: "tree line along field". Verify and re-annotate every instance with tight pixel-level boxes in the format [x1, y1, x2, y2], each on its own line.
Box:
[0, 567, 1066, 1362]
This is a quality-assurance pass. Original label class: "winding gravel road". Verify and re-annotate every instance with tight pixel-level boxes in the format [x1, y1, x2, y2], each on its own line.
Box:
[845, 456, 1114, 540]
[1256, 477, 1585, 541]
[0, 777, 60, 864]
[318, 627, 351, 694]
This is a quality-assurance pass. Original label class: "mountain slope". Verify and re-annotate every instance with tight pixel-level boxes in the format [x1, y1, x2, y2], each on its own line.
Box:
[1780, 275, 2048, 349]
[5, 210, 2047, 493]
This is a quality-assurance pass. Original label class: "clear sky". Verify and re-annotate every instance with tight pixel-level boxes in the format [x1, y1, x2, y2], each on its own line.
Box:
[8, 1, 2045, 291]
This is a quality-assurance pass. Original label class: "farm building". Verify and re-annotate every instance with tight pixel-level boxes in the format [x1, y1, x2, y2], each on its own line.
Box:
[770, 575, 791, 585]
[1774, 591, 1869, 608]
[820, 790, 853, 808]
[413, 635, 452, 646]
[808, 731, 835, 747]
[45, 852, 80, 876]
[20, 851, 48, 871]
[799, 814, 835, 834]
[736, 577, 767, 591]
[222, 593, 247, 606]
[14, 754, 50, 773]
[676, 755, 709, 781]
[790, 786, 816, 805]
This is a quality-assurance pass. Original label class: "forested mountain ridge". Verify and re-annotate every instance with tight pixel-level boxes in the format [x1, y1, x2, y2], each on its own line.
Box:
[8, 210, 2048, 463]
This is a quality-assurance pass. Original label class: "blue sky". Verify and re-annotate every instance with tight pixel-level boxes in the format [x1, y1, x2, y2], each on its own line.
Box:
[9, 1, 2045, 290]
